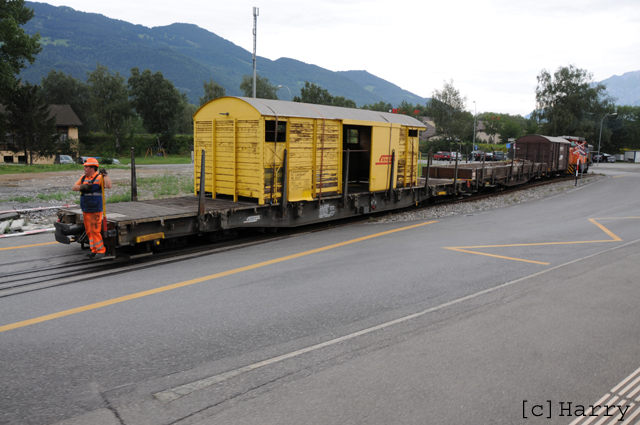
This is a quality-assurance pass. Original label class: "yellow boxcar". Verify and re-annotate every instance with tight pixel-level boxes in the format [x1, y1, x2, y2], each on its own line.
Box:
[193, 97, 426, 205]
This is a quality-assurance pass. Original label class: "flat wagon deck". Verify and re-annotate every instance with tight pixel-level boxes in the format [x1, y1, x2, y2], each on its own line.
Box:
[54, 176, 458, 256]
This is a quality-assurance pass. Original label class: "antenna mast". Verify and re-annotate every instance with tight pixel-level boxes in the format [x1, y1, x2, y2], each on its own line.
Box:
[252, 7, 259, 98]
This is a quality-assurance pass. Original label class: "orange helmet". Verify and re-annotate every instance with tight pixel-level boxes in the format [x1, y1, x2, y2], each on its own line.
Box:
[84, 157, 99, 167]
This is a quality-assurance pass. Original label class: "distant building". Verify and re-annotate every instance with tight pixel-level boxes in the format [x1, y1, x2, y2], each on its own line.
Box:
[0, 104, 83, 164]
[420, 117, 503, 144]
[418, 117, 437, 141]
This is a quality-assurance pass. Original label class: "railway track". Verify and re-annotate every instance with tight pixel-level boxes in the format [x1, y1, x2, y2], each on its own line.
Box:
[1, 175, 586, 297]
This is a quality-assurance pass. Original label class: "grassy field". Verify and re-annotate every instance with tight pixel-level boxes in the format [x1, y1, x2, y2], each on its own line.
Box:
[106, 173, 194, 204]
[0, 155, 192, 174]
[0, 163, 85, 174]
[120, 155, 192, 165]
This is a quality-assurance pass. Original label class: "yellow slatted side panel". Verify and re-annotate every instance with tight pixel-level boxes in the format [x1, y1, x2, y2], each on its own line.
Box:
[315, 120, 341, 197]
[194, 121, 214, 195]
[287, 118, 314, 202]
[215, 119, 236, 197]
[406, 133, 419, 186]
[396, 128, 407, 187]
[236, 119, 263, 201]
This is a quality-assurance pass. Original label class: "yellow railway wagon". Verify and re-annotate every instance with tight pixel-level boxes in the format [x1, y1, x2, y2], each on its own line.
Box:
[193, 97, 426, 205]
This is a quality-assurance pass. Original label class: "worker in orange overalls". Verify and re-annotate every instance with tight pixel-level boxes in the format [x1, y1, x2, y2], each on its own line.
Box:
[72, 157, 112, 259]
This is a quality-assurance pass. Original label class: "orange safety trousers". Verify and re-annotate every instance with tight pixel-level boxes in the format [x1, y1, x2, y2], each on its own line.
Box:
[83, 212, 105, 254]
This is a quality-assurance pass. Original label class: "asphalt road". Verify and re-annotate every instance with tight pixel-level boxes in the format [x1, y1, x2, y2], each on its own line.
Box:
[1, 163, 639, 425]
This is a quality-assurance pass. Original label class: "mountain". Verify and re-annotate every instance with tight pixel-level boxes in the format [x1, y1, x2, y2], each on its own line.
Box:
[599, 71, 640, 107]
[20, 2, 429, 107]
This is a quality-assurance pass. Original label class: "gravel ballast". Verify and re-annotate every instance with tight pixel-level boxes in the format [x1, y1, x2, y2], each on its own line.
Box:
[366, 175, 605, 224]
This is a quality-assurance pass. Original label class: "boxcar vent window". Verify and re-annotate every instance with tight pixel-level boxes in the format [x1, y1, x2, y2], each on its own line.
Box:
[347, 128, 358, 144]
[265, 121, 287, 142]
[409, 129, 418, 137]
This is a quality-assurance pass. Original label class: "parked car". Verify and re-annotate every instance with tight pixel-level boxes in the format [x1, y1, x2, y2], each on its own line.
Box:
[471, 150, 485, 161]
[450, 152, 462, 161]
[484, 152, 494, 161]
[593, 153, 615, 163]
[434, 151, 450, 160]
[57, 154, 74, 164]
[77, 156, 121, 165]
[493, 151, 506, 161]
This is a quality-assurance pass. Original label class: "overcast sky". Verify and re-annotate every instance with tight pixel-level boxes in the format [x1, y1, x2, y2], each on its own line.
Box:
[42, 0, 640, 116]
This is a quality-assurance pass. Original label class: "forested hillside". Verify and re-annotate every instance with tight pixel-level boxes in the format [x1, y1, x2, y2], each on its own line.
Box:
[600, 71, 640, 107]
[20, 2, 428, 106]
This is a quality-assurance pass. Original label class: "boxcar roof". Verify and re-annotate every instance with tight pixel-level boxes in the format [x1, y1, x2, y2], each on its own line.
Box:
[516, 134, 571, 144]
[230, 97, 426, 129]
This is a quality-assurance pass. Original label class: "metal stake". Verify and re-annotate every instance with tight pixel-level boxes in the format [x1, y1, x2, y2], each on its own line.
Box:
[130, 147, 138, 202]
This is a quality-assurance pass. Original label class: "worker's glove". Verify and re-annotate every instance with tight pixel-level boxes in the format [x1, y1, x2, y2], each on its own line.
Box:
[99, 168, 107, 176]
[80, 184, 91, 194]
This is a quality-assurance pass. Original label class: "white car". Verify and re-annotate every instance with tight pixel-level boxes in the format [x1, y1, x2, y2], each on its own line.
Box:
[58, 155, 74, 164]
[450, 152, 462, 160]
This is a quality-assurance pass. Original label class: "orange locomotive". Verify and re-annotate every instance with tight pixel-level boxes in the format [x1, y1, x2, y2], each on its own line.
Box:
[564, 136, 591, 174]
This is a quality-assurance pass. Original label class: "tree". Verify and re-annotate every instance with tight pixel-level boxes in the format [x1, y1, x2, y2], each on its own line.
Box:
[397, 100, 419, 116]
[177, 97, 197, 134]
[0, 0, 41, 102]
[40, 70, 95, 134]
[482, 114, 503, 144]
[239, 74, 278, 99]
[331, 96, 357, 108]
[361, 101, 392, 112]
[293, 81, 356, 107]
[609, 106, 640, 153]
[199, 79, 226, 106]
[293, 81, 331, 105]
[532, 65, 615, 142]
[524, 118, 541, 135]
[425, 80, 469, 142]
[87, 64, 132, 152]
[129, 67, 185, 148]
[499, 119, 524, 142]
[5, 82, 57, 164]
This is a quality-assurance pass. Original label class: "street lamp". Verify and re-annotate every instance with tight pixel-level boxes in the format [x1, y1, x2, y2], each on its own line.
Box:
[597, 112, 617, 165]
[472, 101, 477, 159]
[277, 85, 291, 101]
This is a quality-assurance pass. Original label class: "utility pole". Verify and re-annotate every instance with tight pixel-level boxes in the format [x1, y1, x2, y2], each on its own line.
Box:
[472, 101, 477, 150]
[252, 7, 259, 98]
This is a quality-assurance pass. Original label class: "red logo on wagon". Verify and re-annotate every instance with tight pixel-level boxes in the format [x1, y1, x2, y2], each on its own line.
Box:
[375, 155, 393, 165]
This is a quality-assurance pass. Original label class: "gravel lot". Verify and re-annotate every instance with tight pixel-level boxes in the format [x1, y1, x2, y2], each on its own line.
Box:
[0, 166, 605, 233]
[367, 174, 605, 223]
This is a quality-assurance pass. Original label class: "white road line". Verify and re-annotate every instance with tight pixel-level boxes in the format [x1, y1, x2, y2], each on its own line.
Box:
[622, 405, 640, 424]
[622, 376, 640, 397]
[613, 366, 640, 393]
[628, 383, 640, 399]
[154, 237, 640, 404]
[603, 403, 636, 425]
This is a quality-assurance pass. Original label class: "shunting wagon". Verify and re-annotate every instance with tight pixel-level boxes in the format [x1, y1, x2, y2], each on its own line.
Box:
[55, 97, 449, 256]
